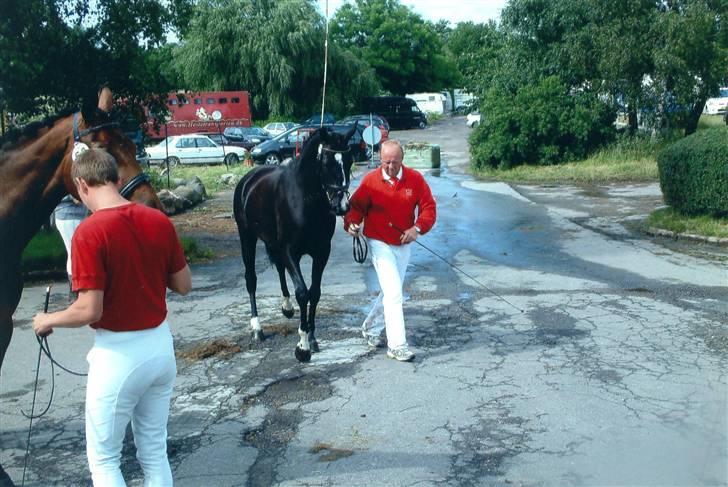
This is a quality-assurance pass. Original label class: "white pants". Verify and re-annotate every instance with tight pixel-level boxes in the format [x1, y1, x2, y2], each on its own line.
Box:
[363, 239, 411, 350]
[56, 217, 83, 276]
[86, 321, 176, 486]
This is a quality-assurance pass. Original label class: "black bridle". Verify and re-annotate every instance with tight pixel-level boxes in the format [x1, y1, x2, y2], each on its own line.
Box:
[317, 145, 351, 211]
[72, 110, 151, 199]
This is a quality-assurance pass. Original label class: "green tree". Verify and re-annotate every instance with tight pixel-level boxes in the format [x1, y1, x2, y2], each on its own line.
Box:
[176, 0, 379, 118]
[0, 0, 186, 117]
[652, 0, 728, 134]
[330, 0, 457, 95]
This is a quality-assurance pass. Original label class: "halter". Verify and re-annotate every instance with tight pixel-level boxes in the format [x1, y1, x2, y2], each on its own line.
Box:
[316, 143, 351, 208]
[72, 111, 151, 199]
[72, 110, 120, 142]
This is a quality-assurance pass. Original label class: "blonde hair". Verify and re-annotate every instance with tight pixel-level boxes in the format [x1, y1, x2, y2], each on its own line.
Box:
[71, 148, 119, 186]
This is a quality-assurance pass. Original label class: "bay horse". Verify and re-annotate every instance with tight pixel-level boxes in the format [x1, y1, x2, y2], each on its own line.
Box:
[0, 87, 161, 486]
[233, 124, 357, 362]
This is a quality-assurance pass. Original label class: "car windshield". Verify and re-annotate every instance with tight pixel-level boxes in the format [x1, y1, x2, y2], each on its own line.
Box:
[719, 88, 728, 98]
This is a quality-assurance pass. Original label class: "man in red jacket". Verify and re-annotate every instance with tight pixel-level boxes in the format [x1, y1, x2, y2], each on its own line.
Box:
[344, 139, 436, 361]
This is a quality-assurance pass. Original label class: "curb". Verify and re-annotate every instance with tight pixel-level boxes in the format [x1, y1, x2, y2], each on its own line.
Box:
[646, 227, 728, 246]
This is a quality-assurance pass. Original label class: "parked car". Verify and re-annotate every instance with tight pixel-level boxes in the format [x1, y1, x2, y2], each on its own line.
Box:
[703, 87, 728, 115]
[300, 113, 337, 125]
[196, 131, 248, 149]
[362, 97, 427, 129]
[223, 126, 273, 150]
[250, 123, 368, 165]
[338, 114, 390, 154]
[146, 134, 249, 166]
[466, 110, 481, 128]
[263, 122, 297, 137]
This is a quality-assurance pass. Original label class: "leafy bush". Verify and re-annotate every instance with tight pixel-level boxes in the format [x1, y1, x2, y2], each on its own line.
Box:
[21, 230, 66, 273]
[469, 76, 616, 170]
[657, 126, 728, 216]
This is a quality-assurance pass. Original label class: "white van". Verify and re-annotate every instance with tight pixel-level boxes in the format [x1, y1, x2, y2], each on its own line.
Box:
[406, 93, 448, 114]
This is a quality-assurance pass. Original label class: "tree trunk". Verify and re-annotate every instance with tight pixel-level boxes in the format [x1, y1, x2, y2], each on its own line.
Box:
[684, 100, 705, 136]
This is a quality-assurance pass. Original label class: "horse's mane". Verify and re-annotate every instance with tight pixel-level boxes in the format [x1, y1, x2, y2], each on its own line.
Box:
[289, 129, 325, 172]
[0, 107, 76, 152]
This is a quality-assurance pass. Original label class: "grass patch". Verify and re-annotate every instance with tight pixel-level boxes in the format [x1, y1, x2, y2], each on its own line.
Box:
[698, 114, 726, 130]
[472, 134, 666, 184]
[180, 236, 214, 262]
[646, 207, 728, 238]
[21, 230, 66, 274]
[149, 163, 254, 194]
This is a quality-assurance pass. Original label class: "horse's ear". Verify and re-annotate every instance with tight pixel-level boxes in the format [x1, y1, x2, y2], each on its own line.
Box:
[345, 121, 358, 141]
[98, 87, 113, 113]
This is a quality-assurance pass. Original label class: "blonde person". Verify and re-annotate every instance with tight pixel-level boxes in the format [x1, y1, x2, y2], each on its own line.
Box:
[53, 195, 89, 299]
[34, 148, 192, 486]
[343, 139, 436, 361]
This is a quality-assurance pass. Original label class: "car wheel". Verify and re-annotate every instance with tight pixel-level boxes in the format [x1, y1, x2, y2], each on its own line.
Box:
[225, 153, 239, 165]
[165, 156, 180, 167]
[418, 120, 427, 129]
[472, 121, 479, 128]
[265, 153, 282, 165]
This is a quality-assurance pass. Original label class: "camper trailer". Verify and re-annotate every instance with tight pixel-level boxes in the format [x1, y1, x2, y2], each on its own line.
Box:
[405, 93, 448, 115]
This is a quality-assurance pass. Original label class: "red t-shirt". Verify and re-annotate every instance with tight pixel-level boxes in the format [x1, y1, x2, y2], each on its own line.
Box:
[71, 203, 187, 331]
[344, 165, 436, 245]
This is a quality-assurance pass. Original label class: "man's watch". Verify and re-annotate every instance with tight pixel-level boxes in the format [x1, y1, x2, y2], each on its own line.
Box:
[414, 226, 421, 234]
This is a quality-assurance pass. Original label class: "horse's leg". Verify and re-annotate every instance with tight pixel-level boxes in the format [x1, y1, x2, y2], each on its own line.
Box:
[275, 261, 294, 319]
[239, 233, 264, 342]
[283, 252, 311, 363]
[307, 247, 331, 354]
[0, 271, 22, 486]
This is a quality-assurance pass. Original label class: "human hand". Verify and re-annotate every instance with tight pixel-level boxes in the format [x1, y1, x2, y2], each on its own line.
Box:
[33, 313, 54, 337]
[400, 226, 418, 244]
[347, 223, 362, 237]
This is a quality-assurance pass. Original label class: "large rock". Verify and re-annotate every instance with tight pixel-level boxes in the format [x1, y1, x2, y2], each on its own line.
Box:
[157, 177, 208, 215]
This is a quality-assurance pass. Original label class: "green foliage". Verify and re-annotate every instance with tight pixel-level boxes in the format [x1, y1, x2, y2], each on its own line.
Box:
[330, 0, 458, 95]
[21, 230, 66, 273]
[176, 0, 379, 119]
[0, 0, 184, 116]
[180, 237, 214, 262]
[646, 207, 728, 239]
[657, 127, 728, 216]
[470, 76, 616, 170]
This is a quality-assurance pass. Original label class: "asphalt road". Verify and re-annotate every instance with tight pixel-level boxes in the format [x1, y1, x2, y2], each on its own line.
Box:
[2, 117, 727, 486]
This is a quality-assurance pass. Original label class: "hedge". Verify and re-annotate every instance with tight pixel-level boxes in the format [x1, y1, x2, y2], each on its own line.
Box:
[469, 76, 616, 170]
[657, 127, 728, 216]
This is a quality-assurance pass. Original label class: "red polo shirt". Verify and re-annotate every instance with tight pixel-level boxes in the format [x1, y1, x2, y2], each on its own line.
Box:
[71, 203, 187, 331]
[344, 165, 436, 245]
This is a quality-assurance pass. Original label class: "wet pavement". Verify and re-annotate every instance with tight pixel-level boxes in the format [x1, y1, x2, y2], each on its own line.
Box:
[1, 117, 727, 486]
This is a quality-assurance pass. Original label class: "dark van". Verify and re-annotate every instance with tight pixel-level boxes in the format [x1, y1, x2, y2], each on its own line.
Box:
[362, 96, 427, 130]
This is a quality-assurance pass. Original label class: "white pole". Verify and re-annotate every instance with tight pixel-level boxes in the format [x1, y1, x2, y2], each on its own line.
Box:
[320, 0, 330, 128]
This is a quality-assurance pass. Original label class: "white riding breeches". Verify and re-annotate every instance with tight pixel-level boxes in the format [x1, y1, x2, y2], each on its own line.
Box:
[56, 217, 83, 276]
[363, 239, 411, 350]
[86, 321, 176, 487]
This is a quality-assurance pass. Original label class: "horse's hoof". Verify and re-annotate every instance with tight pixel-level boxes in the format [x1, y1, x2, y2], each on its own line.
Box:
[0, 466, 16, 487]
[281, 307, 294, 319]
[310, 340, 320, 353]
[295, 346, 312, 362]
[252, 330, 265, 342]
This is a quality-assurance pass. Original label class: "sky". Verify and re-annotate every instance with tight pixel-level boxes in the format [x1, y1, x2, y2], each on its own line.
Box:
[316, 0, 508, 25]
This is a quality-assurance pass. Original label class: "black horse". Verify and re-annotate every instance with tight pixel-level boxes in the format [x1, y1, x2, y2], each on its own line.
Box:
[233, 124, 357, 362]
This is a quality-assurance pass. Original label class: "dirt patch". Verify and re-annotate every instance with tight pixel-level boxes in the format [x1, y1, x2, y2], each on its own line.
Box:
[309, 442, 355, 462]
[176, 339, 242, 361]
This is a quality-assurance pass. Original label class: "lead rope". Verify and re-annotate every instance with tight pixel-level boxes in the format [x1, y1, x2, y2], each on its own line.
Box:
[353, 233, 368, 263]
[21, 286, 51, 486]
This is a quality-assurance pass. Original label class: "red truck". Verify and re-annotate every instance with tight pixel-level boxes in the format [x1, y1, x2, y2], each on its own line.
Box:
[146, 90, 252, 140]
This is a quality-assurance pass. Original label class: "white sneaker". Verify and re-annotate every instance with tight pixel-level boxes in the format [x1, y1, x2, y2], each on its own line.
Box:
[362, 330, 385, 348]
[387, 346, 415, 362]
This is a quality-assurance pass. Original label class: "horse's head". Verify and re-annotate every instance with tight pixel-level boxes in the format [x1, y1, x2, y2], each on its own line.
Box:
[65, 87, 161, 210]
[316, 122, 358, 216]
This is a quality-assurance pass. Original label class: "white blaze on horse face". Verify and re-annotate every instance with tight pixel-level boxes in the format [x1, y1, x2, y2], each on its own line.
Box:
[298, 328, 310, 351]
[251, 316, 262, 332]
